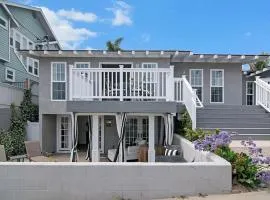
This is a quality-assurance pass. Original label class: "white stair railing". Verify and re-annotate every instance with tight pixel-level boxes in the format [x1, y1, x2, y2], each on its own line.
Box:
[181, 75, 203, 130]
[255, 76, 270, 112]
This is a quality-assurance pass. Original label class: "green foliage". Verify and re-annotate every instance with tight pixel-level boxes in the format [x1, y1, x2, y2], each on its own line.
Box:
[0, 130, 13, 157]
[106, 37, 123, 51]
[177, 110, 192, 136]
[215, 146, 260, 188]
[20, 89, 39, 122]
[255, 60, 267, 71]
[184, 128, 214, 142]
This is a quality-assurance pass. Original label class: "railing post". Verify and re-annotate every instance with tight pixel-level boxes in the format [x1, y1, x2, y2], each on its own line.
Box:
[255, 76, 260, 105]
[69, 65, 73, 101]
[166, 65, 175, 101]
[119, 65, 124, 101]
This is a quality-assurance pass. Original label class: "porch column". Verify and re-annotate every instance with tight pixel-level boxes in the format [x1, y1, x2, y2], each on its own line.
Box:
[148, 115, 155, 162]
[91, 115, 100, 162]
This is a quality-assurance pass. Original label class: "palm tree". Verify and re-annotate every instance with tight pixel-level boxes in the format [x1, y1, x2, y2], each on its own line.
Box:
[106, 37, 123, 51]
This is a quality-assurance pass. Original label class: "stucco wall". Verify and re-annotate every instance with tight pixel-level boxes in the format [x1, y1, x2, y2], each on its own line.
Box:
[173, 62, 243, 105]
[0, 156, 231, 200]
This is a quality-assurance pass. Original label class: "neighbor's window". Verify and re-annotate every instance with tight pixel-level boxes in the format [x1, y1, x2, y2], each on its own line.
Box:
[27, 57, 39, 76]
[52, 62, 66, 100]
[10, 29, 14, 46]
[190, 69, 203, 101]
[5, 67, 15, 82]
[15, 32, 21, 49]
[0, 17, 7, 29]
[210, 69, 224, 103]
[246, 81, 254, 105]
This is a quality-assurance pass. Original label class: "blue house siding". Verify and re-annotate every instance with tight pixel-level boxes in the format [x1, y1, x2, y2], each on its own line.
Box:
[0, 48, 38, 84]
[7, 6, 48, 42]
[0, 6, 9, 62]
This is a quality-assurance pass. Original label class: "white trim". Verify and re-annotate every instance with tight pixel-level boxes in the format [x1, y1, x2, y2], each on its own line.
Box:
[246, 81, 255, 105]
[98, 62, 134, 68]
[74, 62, 91, 68]
[51, 62, 67, 101]
[189, 69, 203, 102]
[0, 16, 8, 30]
[5, 67, 15, 82]
[56, 115, 72, 153]
[210, 69, 224, 104]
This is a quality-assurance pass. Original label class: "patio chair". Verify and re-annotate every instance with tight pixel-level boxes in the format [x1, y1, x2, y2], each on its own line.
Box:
[24, 141, 51, 162]
[0, 145, 26, 162]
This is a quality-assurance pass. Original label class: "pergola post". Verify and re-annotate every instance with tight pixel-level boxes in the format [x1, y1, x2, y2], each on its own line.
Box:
[91, 115, 100, 162]
[148, 115, 155, 162]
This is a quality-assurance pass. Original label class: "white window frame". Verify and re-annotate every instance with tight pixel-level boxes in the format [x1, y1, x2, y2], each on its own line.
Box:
[51, 62, 67, 101]
[142, 63, 158, 83]
[0, 16, 8, 30]
[10, 28, 34, 50]
[210, 69, 224, 103]
[5, 67, 15, 82]
[27, 57, 39, 77]
[189, 69, 203, 102]
[246, 81, 255, 105]
[74, 62, 91, 68]
[57, 115, 71, 152]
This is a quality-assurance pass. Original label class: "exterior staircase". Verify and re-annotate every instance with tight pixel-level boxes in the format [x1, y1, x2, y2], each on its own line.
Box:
[196, 105, 270, 140]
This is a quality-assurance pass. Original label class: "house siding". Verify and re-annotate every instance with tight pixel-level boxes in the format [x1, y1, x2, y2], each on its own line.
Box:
[0, 6, 9, 62]
[7, 6, 47, 42]
[173, 62, 243, 105]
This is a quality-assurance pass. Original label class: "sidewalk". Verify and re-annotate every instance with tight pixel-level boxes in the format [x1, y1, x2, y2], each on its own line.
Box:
[158, 191, 270, 200]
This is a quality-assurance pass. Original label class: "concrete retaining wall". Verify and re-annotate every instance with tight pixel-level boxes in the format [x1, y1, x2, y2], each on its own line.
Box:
[0, 135, 231, 200]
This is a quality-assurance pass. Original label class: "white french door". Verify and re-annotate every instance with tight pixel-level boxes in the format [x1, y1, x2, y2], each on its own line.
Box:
[57, 115, 71, 152]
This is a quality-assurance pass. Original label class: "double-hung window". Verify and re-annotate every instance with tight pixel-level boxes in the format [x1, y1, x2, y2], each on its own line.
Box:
[15, 32, 21, 50]
[210, 69, 224, 103]
[5, 67, 15, 82]
[190, 69, 203, 101]
[142, 63, 158, 83]
[27, 57, 39, 76]
[246, 81, 255, 105]
[51, 62, 66, 100]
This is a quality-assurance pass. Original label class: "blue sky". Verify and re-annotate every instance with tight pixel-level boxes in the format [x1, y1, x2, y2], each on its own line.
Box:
[13, 0, 270, 54]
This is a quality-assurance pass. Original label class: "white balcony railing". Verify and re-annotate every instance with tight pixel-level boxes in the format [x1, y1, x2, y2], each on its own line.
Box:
[70, 65, 175, 101]
[255, 76, 270, 112]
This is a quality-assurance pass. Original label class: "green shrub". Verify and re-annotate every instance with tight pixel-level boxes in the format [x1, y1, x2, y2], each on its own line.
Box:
[176, 110, 192, 136]
[184, 128, 214, 142]
[20, 89, 39, 122]
[215, 146, 260, 188]
[0, 129, 13, 157]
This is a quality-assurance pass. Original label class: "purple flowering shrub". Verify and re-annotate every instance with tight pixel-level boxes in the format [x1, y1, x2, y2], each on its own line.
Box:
[193, 131, 270, 187]
[241, 139, 270, 185]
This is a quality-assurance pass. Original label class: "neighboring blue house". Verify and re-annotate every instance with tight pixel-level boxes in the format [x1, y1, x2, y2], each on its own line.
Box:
[0, 1, 60, 129]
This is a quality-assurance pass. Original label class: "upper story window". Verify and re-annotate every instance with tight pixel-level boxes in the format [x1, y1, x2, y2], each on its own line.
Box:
[75, 62, 90, 68]
[0, 17, 7, 30]
[51, 62, 66, 100]
[210, 69, 224, 103]
[190, 69, 203, 101]
[5, 67, 15, 82]
[11, 29, 34, 50]
[27, 57, 39, 76]
[142, 63, 158, 83]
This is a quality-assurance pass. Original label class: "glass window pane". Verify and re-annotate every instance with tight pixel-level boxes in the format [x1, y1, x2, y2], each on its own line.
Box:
[211, 87, 223, 102]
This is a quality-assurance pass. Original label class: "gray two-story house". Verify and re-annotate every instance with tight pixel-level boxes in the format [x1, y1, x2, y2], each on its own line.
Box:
[21, 49, 269, 162]
[0, 1, 60, 128]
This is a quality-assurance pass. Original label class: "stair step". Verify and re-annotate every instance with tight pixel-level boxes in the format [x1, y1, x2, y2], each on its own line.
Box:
[197, 118, 270, 123]
[197, 122, 270, 129]
[197, 113, 270, 118]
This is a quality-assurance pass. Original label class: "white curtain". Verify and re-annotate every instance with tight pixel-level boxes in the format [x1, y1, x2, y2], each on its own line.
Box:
[115, 113, 124, 162]
[164, 114, 174, 146]
[70, 114, 79, 162]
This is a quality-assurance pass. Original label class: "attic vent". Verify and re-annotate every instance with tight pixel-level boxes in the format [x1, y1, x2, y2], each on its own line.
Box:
[32, 12, 37, 19]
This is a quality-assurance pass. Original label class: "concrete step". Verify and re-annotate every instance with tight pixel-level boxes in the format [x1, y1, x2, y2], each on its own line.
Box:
[197, 118, 270, 123]
[197, 122, 270, 129]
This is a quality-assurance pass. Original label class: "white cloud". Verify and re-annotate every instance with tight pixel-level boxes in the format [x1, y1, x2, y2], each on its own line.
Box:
[19, 0, 33, 5]
[40, 7, 97, 49]
[141, 33, 151, 43]
[57, 8, 97, 23]
[245, 32, 252, 37]
[107, 1, 132, 26]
